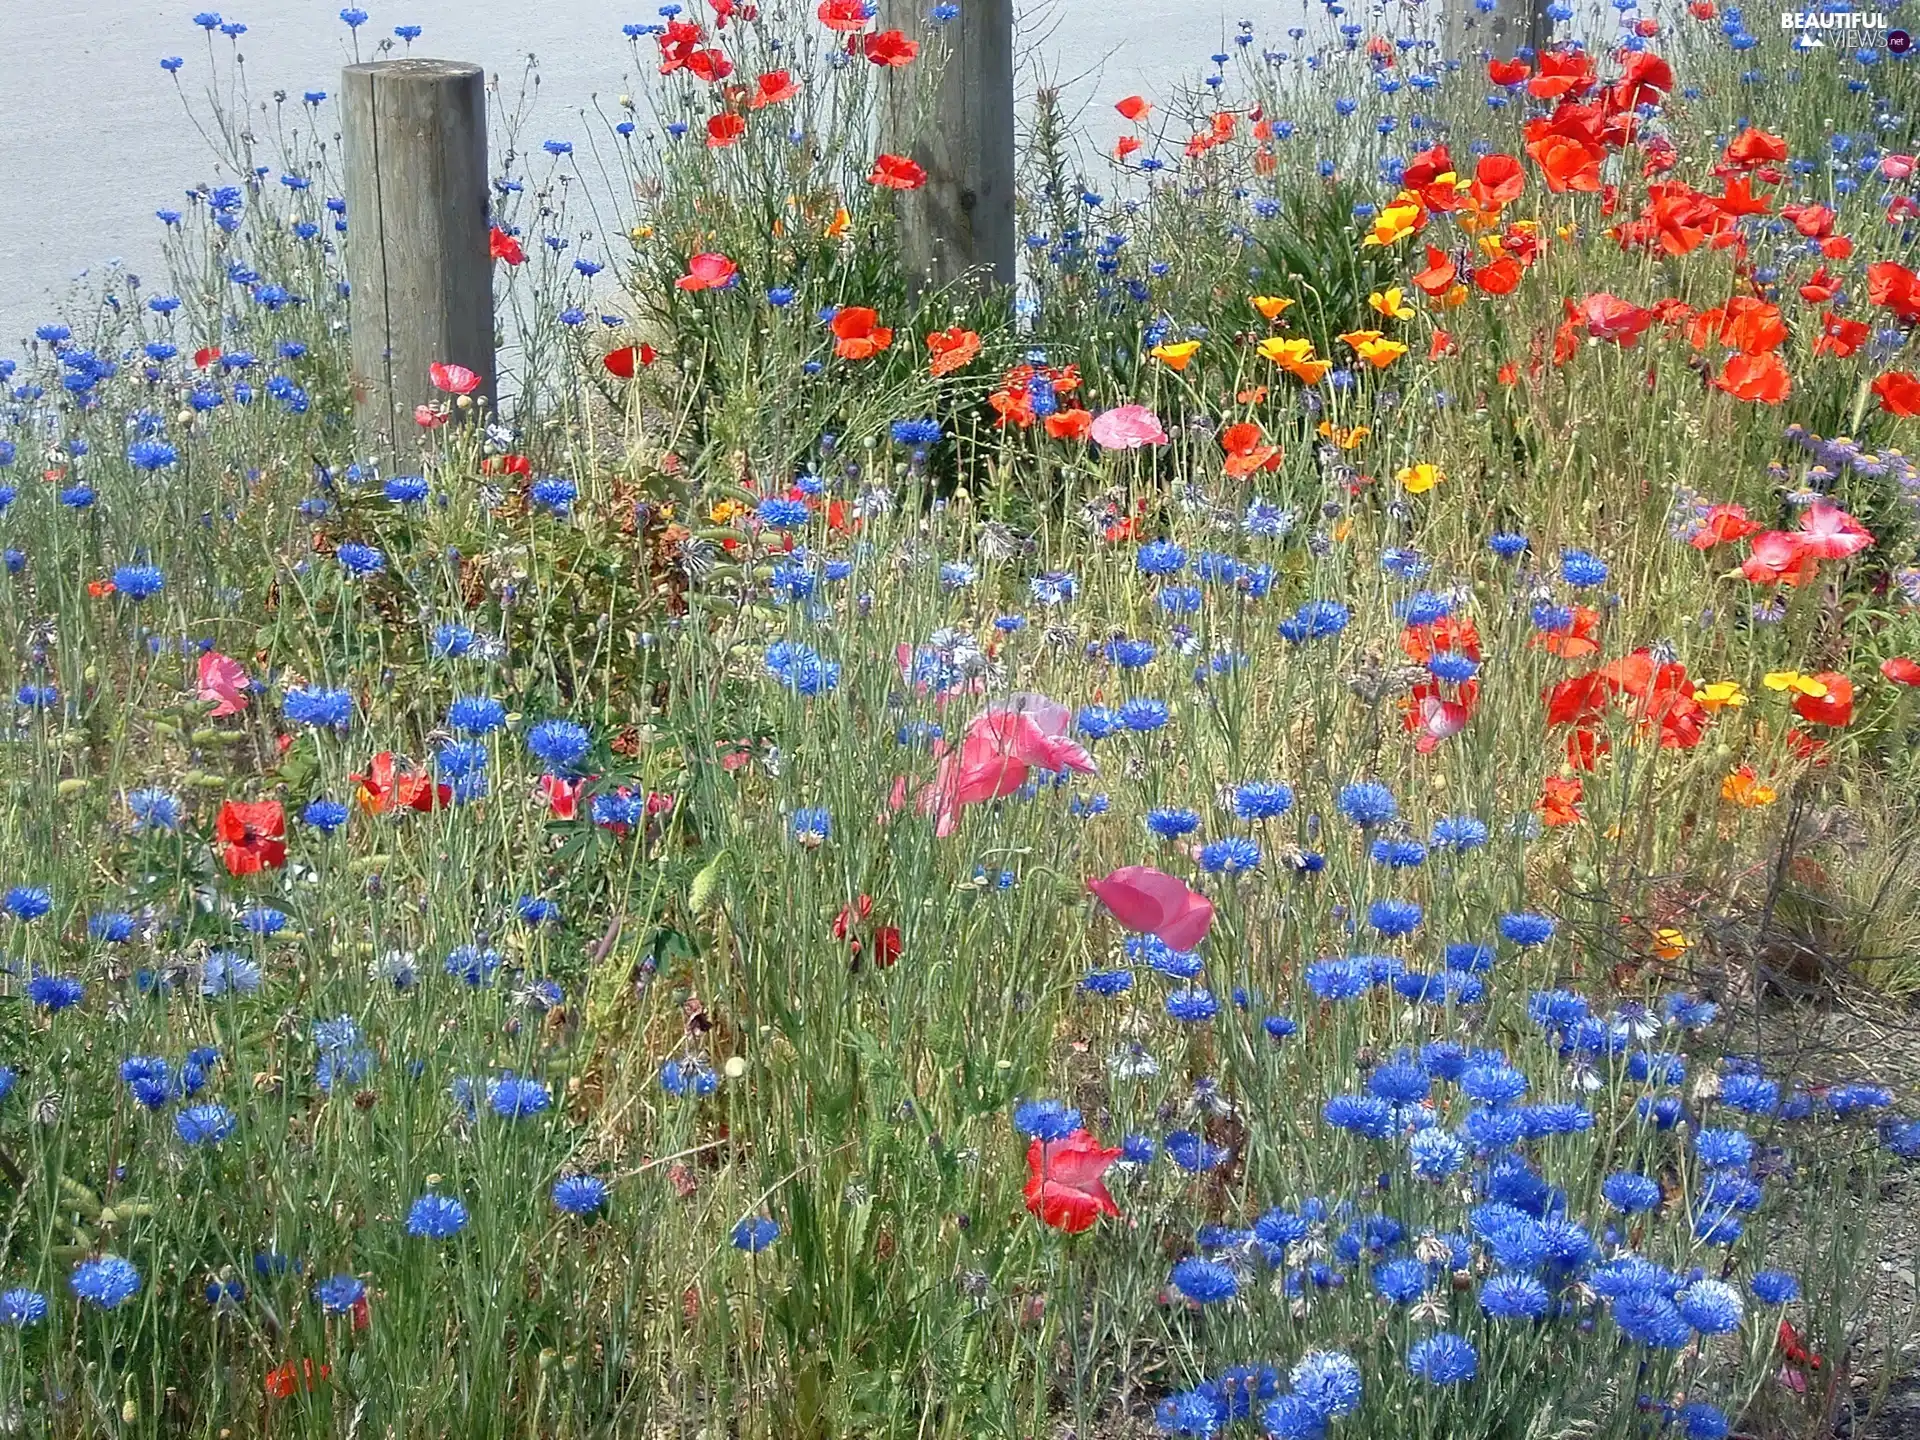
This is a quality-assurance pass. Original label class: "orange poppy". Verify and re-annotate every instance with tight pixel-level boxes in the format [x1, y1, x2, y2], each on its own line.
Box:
[352, 752, 449, 815]
[1540, 775, 1584, 827]
[1722, 127, 1788, 169]
[1473, 257, 1523, 295]
[1044, 408, 1093, 441]
[926, 326, 981, 377]
[1813, 313, 1870, 359]
[862, 29, 918, 65]
[869, 153, 927, 190]
[1689, 504, 1758, 549]
[1533, 604, 1602, 658]
[1220, 422, 1280, 477]
[750, 70, 799, 107]
[1410, 245, 1458, 296]
[1721, 765, 1778, 808]
[1115, 94, 1150, 121]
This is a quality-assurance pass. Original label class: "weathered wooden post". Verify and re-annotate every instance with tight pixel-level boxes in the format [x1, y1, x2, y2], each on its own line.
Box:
[882, 0, 1016, 293]
[341, 59, 495, 464]
[1447, 0, 1550, 62]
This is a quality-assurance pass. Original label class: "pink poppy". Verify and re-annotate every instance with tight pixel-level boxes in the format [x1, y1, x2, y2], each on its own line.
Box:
[1795, 500, 1872, 560]
[917, 694, 1096, 835]
[429, 361, 482, 395]
[676, 252, 740, 292]
[196, 651, 251, 717]
[1415, 695, 1471, 753]
[1882, 154, 1916, 181]
[1089, 404, 1169, 450]
[414, 405, 449, 429]
[1087, 865, 1214, 950]
[1024, 1130, 1122, 1233]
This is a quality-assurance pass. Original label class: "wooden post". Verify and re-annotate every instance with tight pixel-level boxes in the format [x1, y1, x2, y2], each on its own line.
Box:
[342, 59, 495, 465]
[1447, 0, 1549, 62]
[882, 0, 1016, 293]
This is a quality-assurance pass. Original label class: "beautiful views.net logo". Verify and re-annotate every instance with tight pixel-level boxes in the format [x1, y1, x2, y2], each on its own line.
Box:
[1777, 7, 1907, 47]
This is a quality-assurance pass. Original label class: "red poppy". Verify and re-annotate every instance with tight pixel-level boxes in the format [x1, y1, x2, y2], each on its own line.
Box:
[1540, 775, 1584, 827]
[484, 453, 534, 476]
[750, 69, 799, 106]
[194, 346, 222, 368]
[676, 252, 739, 292]
[831, 306, 893, 360]
[1024, 1129, 1122, 1234]
[1722, 127, 1788, 169]
[1868, 261, 1920, 322]
[1473, 257, 1523, 296]
[1714, 351, 1790, 404]
[1527, 49, 1595, 99]
[1881, 657, 1920, 686]
[1530, 134, 1603, 193]
[1690, 503, 1758, 549]
[540, 774, 585, 820]
[1044, 408, 1093, 441]
[429, 361, 482, 395]
[817, 0, 870, 29]
[1115, 94, 1150, 121]
[352, 753, 448, 815]
[1873, 371, 1920, 417]
[1220, 421, 1280, 477]
[1533, 604, 1602, 659]
[1740, 531, 1818, 587]
[1115, 134, 1142, 162]
[868, 153, 927, 190]
[489, 227, 526, 266]
[1471, 152, 1526, 208]
[264, 1359, 329, 1400]
[862, 29, 917, 65]
[1798, 266, 1841, 303]
[706, 112, 746, 148]
[217, 799, 287, 876]
[1568, 292, 1652, 345]
[604, 344, 658, 379]
[1411, 246, 1457, 297]
[1402, 613, 1483, 664]
[1486, 57, 1531, 87]
[926, 326, 981, 377]
[1813, 313, 1870, 359]
[1793, 672, 1854, 728]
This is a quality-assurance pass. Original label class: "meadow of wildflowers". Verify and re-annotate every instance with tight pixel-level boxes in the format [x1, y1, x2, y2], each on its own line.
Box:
[3, 0, 1920, 1435]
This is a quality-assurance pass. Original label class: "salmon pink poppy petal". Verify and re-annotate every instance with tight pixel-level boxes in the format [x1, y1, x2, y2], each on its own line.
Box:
[1089, 404, 1168, 450]
[1881, 657, 1920, 687]
[429, 361, 482, 395]
[1796, 500, 1873, 559]
[197, 651, 251, 717]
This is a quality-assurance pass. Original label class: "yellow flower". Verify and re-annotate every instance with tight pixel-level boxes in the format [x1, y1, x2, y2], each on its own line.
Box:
[1316, 420, 1371, 450]
[1353, 337, 1408, 369]
[1762, 670, 1829, 698]
[1251, 295, 1294, 321]
[1149, 340, 1202, 371]
[1338, 329, 1385, 350]
[709, 499, 746, 525]
[1396, 462, 1442, 494]
[1477, 234, 1508, 259]
[1361, 200, 1424, 247]
[1651, 928, 1691, 961]
[1258, 336, 1330, 384]
[1721, 766, 1778, 808]
[824, 207, 851, 238]
[1692, 681, 1747, 712]
[1368, 287, 1414, 321]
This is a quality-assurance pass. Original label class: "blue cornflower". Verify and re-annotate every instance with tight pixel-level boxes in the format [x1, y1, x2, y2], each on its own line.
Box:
[487, 1071, 552, 1120]
[1374, 1256, 1429, 1304]
[406, 1193, 469, 1239]
[1103, 637, 1158, 668]
[1304, 958, 1371, 1001]
[1409, 1127, 1466, 1179]
[1368, 899, 1422, 938]
[1371, 838, 1427, 868]
[283, 687, 353, 728]
[1431, 815, 1489, 852]
[757, 496, 810, 529]
[1460, 1062, 1527, 1105]
[790, 807, 832, 845]
[890, 418, 943, 446]
[127, 439, 178, 471]
[26, 974, 83, 1011]
[1499, 912, 1557, 946]
[303, 798, 350, 833]
[1338, 782, 1396, 827]
[3, 886, 52, 921]
[1170, 1257, 1237, 1304]
[1233, 782, 1294, 820]
[129, 789, 181, 831]
[1166, 989, 1220, 1022]
[384, 475, 430, 503]
[1560, 549, 1609, 587]
[1081, 968, 1133, 995]
[1603, 1171, 1664, 1216]
[432, 623, 478, 658]
[89, 912, 134, 943]
[70, 1257, 141, 1309]
[1324, 1094, 1394, 1140]
[1277, 600, 1350, 644]
[1013, 1099, 1082, 1140]
[1290, 1351, 1362, 1418]
[1751, 1270, 1800, 1304]
[1676, 1278, 1744, 1335]
[202, 950, 261, 996]
[0, 1289, 47, 1327]
[239, 906, 288, 935]
[447, 695, 507, 735]
[732, 1217, 781, 1252]
[1157, 1387, 1228, 1435]
[445, 945, 501, 986]
[1164, 1130, 1229, 1171]
[1370, 1060, 1430, 1104]
[1489, 531, 1530, 557]
[526, 719, 592, 774]
[765, 641, 840, 695]
[1480, 1271, 1551, 1320]
[1145, 808, 1201, 839]
[1197, 837, 1260, 873]
[112, 564, 165, 600]
[1612, 1288, 1693, 1347]
[1137, 540, 1187, 576]
[660, 1059, 719, 1098]
[554, 1174, 609, 1215]
[336, 541, 385, 577]
[1406, 1333, 1477, 1385]
[314, 1274, 365, 1312]
[530, 476, 577, 514]
[1696, 1128, 1752, 1169]
[175, 1104, 236, 1146]
[1119, 698, 1170, 731]
[1680, 1403, 1730, 1440]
